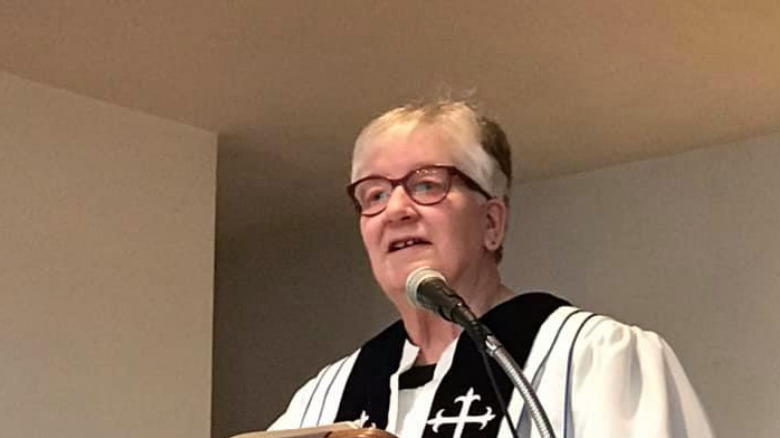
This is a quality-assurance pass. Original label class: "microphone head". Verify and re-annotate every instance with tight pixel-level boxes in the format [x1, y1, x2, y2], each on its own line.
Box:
[405, 267, 447, 310]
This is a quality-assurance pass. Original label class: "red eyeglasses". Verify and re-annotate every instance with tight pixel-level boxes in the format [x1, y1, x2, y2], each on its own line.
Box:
[347, 165, 493, 217]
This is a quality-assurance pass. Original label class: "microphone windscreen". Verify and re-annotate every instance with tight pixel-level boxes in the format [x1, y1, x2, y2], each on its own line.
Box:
[405, 267, 446, 309]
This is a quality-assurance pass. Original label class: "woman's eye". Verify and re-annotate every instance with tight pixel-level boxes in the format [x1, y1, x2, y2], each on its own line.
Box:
[412, 180, 441, 194]
[364, 188, 389, 204]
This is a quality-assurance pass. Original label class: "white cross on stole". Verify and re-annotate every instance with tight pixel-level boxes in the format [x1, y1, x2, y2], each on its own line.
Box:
[426, 387, 496, 438]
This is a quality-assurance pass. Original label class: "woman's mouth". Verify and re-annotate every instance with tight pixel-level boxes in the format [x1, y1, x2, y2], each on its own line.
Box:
[388, 238, 431, 252]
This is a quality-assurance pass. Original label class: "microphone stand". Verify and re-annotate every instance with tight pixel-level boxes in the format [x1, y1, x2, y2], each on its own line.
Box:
[406, 268, 557, 438]
[463, 321, 557, 438]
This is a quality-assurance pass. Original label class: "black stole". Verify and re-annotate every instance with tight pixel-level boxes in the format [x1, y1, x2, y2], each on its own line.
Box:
[334, 292, 568, 437]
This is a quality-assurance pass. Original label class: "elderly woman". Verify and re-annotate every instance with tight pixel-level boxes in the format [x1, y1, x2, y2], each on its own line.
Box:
[269, 102, 713, 437]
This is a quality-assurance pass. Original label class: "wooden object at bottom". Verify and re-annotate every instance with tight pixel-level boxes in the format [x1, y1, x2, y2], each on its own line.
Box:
[326, 428, 397, 438]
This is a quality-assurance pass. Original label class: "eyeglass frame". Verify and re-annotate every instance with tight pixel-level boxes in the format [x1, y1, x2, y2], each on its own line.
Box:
[346, 165, 494, 217]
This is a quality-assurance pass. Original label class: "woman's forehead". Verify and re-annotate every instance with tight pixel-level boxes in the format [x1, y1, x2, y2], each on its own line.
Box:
[356, 127, 465, 178]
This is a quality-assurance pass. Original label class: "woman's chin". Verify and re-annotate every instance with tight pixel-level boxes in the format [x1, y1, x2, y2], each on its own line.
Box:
[374, 255, 445, 291]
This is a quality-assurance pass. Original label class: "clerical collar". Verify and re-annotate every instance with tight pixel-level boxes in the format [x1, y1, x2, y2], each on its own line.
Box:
[399, 364, 436, 389]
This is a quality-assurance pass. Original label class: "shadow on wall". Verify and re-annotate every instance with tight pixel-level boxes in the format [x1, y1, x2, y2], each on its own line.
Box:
[212, 141, 397, 438]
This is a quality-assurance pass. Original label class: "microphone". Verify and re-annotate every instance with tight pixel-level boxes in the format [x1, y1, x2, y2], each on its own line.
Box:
[405, 267, 482, 331]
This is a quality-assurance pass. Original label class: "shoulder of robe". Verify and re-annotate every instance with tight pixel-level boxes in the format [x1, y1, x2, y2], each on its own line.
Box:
[564, 314, 714, 437]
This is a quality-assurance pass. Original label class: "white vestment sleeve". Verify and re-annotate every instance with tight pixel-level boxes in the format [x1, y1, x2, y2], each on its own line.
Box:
[570, 317, 714, 437]
[267, 374, 321, 431]
[267, 350, 361, 431]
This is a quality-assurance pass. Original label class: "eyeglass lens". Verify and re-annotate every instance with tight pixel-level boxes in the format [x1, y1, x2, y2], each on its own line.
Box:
[353, 167, 452, 215]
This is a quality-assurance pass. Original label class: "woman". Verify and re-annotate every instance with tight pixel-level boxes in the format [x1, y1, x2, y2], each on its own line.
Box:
[269, 101, 713, 437]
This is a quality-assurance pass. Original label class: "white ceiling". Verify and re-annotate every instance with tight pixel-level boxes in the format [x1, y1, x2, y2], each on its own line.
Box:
[2, 1, 779, 186]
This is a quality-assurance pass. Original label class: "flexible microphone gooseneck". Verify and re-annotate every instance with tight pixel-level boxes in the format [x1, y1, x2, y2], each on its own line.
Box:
[405, 267, 557, 438]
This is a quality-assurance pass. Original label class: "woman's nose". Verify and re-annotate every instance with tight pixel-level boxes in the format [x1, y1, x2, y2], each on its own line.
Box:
[383, 185, 418, 222]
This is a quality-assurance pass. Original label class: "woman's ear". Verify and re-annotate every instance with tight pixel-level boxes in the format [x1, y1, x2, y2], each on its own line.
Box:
[483, 199, 508, 251]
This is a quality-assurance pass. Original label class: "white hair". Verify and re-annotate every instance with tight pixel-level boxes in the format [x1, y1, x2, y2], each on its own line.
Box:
[350, 102, 510, 200]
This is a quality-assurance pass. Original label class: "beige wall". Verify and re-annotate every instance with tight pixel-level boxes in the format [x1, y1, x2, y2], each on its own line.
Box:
[0, 72, 217, 438]
[504, 133, 780, 437]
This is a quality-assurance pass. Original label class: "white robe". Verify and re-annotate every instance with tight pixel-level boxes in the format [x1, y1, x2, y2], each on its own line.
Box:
[269, 306, 714, 438]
